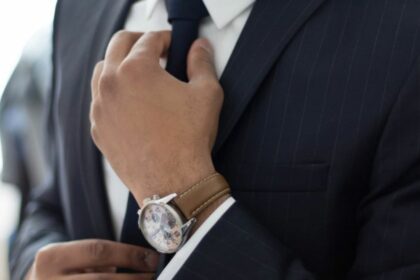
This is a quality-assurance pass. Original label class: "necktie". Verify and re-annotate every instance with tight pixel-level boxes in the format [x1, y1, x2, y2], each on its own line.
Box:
[119, 0, 209, 273]
[120, 193, 150, 247]
[165, 0, 209, 81]
[118, 194, 151, 273]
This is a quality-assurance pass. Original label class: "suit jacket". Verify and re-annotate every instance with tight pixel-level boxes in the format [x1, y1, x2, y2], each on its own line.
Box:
[10, 0, 420, 279]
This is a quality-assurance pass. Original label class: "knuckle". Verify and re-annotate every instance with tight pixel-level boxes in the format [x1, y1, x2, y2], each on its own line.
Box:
[193, 48, 212, 64]
[90, 99, 102, 121]
[90, 124, 100, 145]
[35, 244, 56, 267]
[199, 80, 224, 107]
[112, 30, 132, 42]
[204, 80, 223, 96]
[89, 103, 104, 135]
[143, 31, 166, 48]
[118, 60, 136, 76]
[93, 61, 104, 74]
[87, 240, 109, 260]
[98, 72, 117, 95]
[118, 59, 150, 81]
[34, 251, 47, 267]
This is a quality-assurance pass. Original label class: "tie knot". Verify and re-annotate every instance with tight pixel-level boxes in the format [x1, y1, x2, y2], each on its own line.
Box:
[165, 0, 209, 22]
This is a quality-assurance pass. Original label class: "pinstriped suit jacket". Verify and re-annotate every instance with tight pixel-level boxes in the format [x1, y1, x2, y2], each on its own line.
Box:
[10, 0, 420, 279]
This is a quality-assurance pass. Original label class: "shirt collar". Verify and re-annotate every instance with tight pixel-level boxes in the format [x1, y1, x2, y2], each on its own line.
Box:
[145, 0, 255, 29]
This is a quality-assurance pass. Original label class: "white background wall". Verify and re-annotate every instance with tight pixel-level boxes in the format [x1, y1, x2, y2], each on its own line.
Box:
[0, 0, 57, 279]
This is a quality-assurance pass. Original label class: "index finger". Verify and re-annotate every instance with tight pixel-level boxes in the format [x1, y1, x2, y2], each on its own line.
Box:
[125, 31, 171, 63]
[91, 61, 104, 100]
[46, 239, 159, 273]
[104, 31, 143, 67]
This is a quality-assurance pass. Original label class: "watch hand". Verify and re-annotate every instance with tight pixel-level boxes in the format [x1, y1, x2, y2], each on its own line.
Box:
[160, 225, 173, 240]
[159, 225, 168, 237]
[151, 228, 160, 238]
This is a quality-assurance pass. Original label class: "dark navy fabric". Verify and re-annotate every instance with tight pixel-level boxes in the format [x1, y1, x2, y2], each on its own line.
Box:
[9, 0, 420, 279]
[165, 0, 209, 81]
[118, 193, 151, 273]
[120, 194, 147, 246]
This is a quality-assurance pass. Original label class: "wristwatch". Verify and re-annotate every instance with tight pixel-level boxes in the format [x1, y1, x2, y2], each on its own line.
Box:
[137, 173, 230, 253]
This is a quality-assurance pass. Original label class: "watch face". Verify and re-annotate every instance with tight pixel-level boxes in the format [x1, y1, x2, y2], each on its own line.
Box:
[139, 203, 184, 253]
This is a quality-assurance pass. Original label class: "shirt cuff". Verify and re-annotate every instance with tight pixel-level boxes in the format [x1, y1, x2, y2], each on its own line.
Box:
[157, 197, 236, 279]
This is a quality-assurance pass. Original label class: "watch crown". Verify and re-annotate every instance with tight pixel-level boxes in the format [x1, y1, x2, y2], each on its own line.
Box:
[152, 195, 160, 200]
[181, 218, 196, 236]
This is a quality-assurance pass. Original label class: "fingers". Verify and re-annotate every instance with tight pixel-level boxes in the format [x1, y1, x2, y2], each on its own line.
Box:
[91, 61, 104, 99]
[105, 31, 143, 67]
[83, 266, 116, 273]
[125, 31, 171, 63]
[93, 31, 143, 99]
[187, 38, 218, 83]
[186, 38, 223, 105]
[64, 273, 155, 280]
[40, 240, 159, 273]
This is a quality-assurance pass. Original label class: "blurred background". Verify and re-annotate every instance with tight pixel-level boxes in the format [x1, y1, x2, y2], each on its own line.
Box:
[0, 0, 56, 279]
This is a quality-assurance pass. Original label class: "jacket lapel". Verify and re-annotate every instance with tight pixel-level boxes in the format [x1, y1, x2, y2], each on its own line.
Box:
[214, 0, 328, 153]
[71, 0, 133, 238]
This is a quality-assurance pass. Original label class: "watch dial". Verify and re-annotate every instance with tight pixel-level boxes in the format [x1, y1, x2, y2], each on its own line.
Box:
[140, 203, 183, 253]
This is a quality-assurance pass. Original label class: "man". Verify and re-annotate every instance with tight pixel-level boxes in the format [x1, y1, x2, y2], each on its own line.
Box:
[9, 0, 420, 279]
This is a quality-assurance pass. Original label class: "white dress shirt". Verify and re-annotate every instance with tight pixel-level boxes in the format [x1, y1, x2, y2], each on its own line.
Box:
[103, 0, 254, 278]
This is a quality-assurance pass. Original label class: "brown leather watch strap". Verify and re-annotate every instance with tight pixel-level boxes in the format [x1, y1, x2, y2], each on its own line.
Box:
[173, 173, 230, 220]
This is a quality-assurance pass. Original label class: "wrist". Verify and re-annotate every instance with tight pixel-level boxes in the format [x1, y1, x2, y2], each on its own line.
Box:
[133, 152, 215, 205]
[137, 172, 230, 253]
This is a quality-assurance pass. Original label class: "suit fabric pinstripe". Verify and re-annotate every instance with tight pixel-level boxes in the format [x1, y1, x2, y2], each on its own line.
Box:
[9, 0, 420, 279]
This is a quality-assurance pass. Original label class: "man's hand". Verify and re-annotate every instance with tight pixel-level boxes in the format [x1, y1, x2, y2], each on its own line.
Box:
[25, 239, 159, 280]
[90, 31, 223, 205]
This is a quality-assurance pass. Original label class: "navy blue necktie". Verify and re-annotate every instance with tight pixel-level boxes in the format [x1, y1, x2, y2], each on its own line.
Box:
[119, 0, 209, 273]
[118, 194, 151, 273]
[120, 194, 150, 246]
[165, 0, 209, 81]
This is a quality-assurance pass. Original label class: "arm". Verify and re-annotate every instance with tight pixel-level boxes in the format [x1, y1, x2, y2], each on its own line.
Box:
[174, 203, 312, 279]
[92, 30, 316, 279]
[89, 30, 329, 280]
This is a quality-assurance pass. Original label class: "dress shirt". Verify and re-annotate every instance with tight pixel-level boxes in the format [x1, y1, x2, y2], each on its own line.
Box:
[103, 0, 254, 278]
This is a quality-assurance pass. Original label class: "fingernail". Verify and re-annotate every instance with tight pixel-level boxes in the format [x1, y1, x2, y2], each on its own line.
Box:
[197, 39, 213, 54]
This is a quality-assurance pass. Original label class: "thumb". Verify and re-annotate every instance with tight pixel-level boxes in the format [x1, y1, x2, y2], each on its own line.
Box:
[187, 38, 218, 83]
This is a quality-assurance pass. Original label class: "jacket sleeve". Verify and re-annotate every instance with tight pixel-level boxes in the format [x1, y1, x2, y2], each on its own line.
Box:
[8, 171, 69, 280]
[174, 58, 420, 279]
[8, 3, 69, 279]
